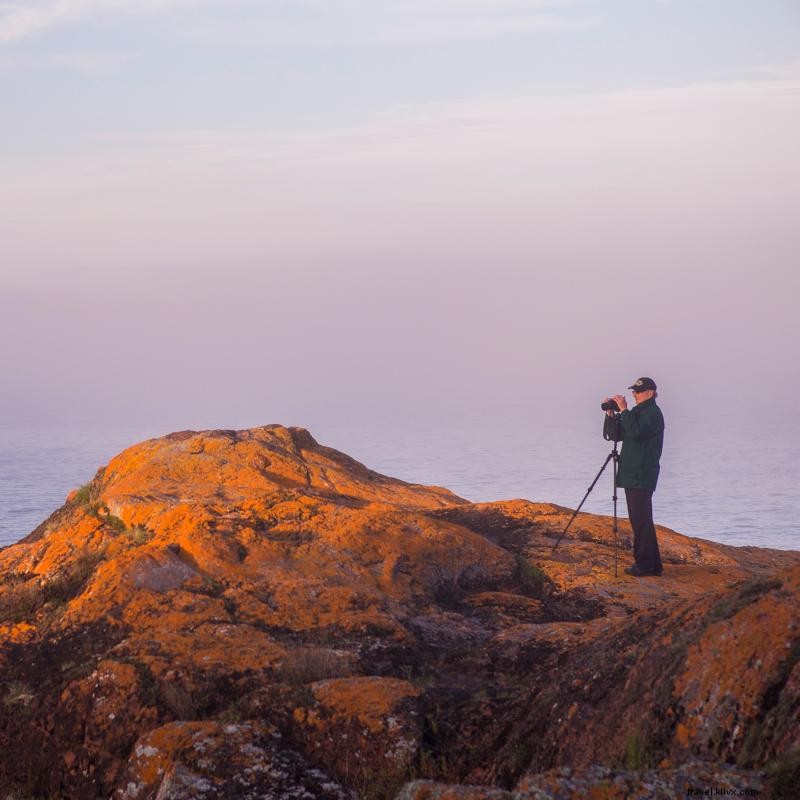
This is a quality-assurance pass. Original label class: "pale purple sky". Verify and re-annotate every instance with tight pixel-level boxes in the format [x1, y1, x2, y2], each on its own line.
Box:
[1, 1, 799, 431]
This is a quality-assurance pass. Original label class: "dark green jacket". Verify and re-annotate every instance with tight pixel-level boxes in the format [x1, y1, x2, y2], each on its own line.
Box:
[603, 398, 665, 491]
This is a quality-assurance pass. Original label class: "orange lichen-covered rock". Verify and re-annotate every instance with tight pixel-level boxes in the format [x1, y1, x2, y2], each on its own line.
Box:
[464, 592, 544, 625]
[310, 676, 421, 733]
[98, 427, 462, 530]
[113, 721, 352, 799]
[512, 763, 766, 799]
[671, 566, 800, 763]
[0, 621, 36, 645]
[0, 425, 798, 800]
[288, 676, 422, 785]
[58, 659, 160, 787]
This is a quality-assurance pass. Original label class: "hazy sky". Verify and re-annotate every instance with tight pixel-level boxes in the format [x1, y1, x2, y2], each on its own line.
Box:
[1, 0, 799, 432]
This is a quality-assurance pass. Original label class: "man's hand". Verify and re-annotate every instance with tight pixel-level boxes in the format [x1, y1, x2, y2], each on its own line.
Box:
[613, 394, 628, 411]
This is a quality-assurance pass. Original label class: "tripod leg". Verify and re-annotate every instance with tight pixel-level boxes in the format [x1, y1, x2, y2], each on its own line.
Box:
[613, 451, 618, 577]
[552, 451, 614, 553]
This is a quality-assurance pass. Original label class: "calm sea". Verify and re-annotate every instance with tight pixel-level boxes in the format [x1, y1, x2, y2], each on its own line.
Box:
[1, 415, 798, 551]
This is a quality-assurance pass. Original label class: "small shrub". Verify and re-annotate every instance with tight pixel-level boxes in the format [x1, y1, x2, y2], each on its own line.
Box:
[425, 562, 463, 606]
[516, 557, 549, 598]
[72, 484, 92, 506]
[72, 485, 128, 534]
[128, 526, 152, 546]
[84, 503, 128, 533]
[104, 514, 126, 533]
[217, 698, 246, 724]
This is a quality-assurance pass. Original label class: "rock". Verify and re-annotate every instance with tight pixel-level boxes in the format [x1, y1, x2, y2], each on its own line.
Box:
[397, 762, 766, 799]
[514, 763, 765, 799]
[113, 721, 352, 799]
[671, 567, 800, 764]
[0, 424, 798, 799]
[293, 676, 422, 783]
[395, 781, 512, 799]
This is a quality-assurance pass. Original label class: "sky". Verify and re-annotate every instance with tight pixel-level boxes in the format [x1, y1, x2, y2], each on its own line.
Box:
[1, 0, 799, 433]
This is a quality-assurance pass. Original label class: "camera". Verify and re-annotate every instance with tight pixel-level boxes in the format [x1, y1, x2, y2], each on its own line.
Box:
[601, 399, 620, 412]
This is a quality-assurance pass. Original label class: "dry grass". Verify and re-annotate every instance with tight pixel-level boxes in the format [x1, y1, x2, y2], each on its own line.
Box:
[275, 647, 356, 685]
[0, 550, 104, 624]
[3, 681, 35, 708]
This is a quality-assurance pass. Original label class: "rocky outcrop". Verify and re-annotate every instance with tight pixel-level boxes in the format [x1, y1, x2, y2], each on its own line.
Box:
[398, 762, 767, 800]
[113, 720, 354, 800]
[0, 425, 798, 799]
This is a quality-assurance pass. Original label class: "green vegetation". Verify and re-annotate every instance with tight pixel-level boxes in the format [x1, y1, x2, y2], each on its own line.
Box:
[217, 697, 246, 725]
[104, 513, 126, 532]
[708, 577, 783, 624]
[127, 525, 153, 546]
[623, 731, 654, 769]
[515, 556, 549, 598]
[72, 483, 92, 506]
[72, 481, 131, 535]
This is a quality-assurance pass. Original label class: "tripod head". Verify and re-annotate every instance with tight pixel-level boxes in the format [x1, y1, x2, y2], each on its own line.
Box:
[603, 412, 622, 448]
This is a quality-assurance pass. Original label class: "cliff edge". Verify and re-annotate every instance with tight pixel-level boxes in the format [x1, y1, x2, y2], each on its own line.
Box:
[0, 425, 798, 799]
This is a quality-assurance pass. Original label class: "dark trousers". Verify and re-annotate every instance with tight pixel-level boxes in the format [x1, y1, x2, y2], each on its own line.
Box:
[624, 488, 663, 573]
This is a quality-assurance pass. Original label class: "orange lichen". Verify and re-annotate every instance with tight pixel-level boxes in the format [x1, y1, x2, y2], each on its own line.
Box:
[671, 566, 800, 757]
[0, 425, 797, 800]
[311, 676, 421, 734]
[0, 621, 36, 644]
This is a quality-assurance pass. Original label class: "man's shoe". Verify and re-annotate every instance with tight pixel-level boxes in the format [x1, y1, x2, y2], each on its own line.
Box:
[624, 565, 655, 577]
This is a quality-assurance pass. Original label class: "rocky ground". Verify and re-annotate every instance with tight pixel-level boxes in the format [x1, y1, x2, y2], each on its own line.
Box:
[0, 425, 797, 799]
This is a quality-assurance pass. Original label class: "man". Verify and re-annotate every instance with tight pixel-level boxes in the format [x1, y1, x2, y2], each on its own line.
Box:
[603, 377, 665, 577]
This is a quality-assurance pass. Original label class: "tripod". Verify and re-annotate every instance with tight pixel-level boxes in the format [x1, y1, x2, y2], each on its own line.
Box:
[551, 414, 621, 577]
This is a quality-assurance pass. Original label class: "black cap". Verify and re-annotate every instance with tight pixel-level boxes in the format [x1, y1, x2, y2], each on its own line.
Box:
[628, 377, 657, 392]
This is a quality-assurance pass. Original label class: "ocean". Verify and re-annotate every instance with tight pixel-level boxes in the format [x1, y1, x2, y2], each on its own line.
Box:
[1, 414, 798, 551]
